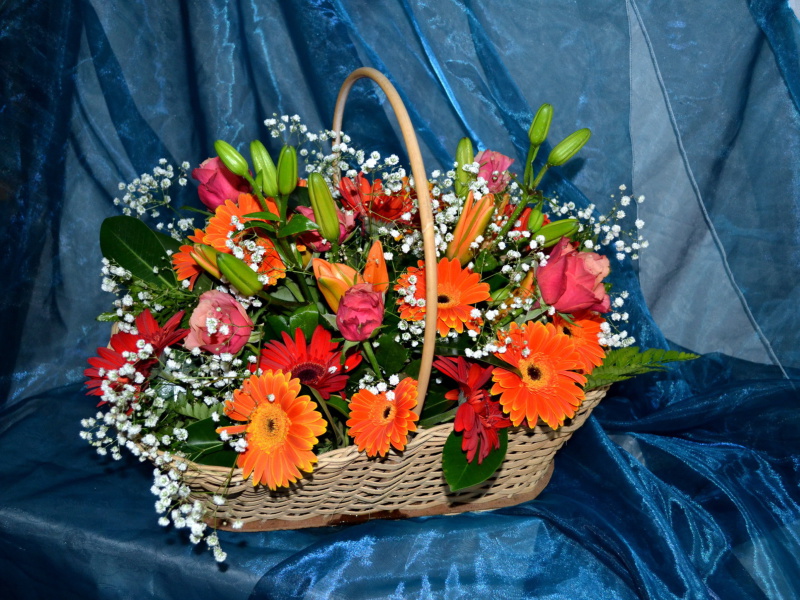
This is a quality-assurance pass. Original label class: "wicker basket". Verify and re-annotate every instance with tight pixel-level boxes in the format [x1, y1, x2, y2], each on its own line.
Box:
[175, 68, 606, 531]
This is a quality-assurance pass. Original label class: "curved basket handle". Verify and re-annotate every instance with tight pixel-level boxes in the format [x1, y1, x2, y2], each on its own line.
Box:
[332, 67, 437, 417]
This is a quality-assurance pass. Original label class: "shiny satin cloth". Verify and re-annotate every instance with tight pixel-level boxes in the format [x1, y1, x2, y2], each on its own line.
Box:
[1, 1, 799, 598]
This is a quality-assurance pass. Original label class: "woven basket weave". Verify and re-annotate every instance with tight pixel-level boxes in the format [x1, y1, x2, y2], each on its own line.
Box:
[171, 68, 606, 531]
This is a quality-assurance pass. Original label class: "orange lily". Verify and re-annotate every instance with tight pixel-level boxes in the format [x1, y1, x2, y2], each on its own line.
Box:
[445, 191, 495, 264]
[312, 240, 389, 311]
[363, 240, 389, 292]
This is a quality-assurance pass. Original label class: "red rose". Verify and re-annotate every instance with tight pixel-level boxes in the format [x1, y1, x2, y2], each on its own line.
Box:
[192, 157, 250, 210]
[336, 283, 384, 342]
[537, 238, 611, 313]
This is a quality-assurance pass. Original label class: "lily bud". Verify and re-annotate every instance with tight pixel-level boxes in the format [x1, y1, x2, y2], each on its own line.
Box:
[547, 128, 591, 167]
[527, 208, 545, 234]
[190, 244, 221, 280]
[277, 145, 298, 196]
[216, 253, 264, 297]
[363, 240, 389, 292]
[214, 140, 249, 177]
[250, 140, 278, 197]
[446, 191, 495, 264]
[454, 137, 475, 197]
[528, 104, 553, 147]
[536, 218, 579, 247]
[307, 172, 341, 244]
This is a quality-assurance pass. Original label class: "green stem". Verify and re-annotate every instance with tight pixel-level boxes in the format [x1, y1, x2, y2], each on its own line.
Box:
[283, 278, 305, 302]
[243, 174, 269, 212]
[295, 272, 314, 304]
[531, 164, 550, 189]
[494, 198, 531, 244]
[310, 388, 345, 448]
[362, 340, 382, 379]
[523, 144, 540, 189]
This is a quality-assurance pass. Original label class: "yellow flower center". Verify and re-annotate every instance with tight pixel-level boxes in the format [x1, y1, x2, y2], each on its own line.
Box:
[437, 286, 461, 309]
[519, 354, 556, 391]
[247, 401, 290, 454]
[370, 398, 396, 425]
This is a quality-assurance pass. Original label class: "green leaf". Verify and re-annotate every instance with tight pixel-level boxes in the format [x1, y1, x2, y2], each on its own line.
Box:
[288, 304, 319, 339]
[179, 205, 213, 217]
[485, 273, 510, 293]
[278, 214, 319, 238]
[442, 428, 508, 492]
[193, 272, 215, 294]
[473, 250, 499, 273]
[266, 313, 291, 337]
[241, 222, 277, 234]
[326, 395, 350, 419]
[172, 401, 220, 421]
[180, 417, 238, 467]
[585, 347, 699, 391]
[419, 406, 458, 429]
[152, 229, 181, 255]
[100, 216, 177, 288]
[419, 379, 454, 421]
[374, 333, 409, 374]
[434, 342, 521, 377]
[242, 211, 280, 221]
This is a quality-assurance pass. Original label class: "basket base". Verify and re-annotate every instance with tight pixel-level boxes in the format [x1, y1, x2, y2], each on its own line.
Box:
[209, 461, 555, 532]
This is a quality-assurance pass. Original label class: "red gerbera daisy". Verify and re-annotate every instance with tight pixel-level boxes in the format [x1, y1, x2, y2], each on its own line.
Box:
[339, 173, 417, 224]
[258, 326, 361, 399]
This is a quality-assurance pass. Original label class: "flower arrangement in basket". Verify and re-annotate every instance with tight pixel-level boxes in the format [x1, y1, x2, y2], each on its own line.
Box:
[81, 68, 695, 561]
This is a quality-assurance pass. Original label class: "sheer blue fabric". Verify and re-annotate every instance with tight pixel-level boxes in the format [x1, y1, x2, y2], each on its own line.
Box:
[1, 1, 798, 598]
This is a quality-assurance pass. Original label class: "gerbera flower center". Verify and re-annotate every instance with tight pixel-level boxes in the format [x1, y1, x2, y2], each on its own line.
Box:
[291, 361, 326, 385]
[370, 399, 396, 424]
[562, 326, 572, 337]
[436, 287, 460, 309]
[520, 355, 555, 390]
[247, 402, 290, 454]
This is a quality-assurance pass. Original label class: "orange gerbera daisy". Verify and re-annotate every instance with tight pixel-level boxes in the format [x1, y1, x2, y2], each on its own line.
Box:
[395, 257, 491, 337]
[216, 370, 327, 490]
[171, 229, 207, 289]
[551, 312, 606, 374]
[204, 193, 278, 253]
[490, 321, 586, 428]
[346, 377, 419, 457]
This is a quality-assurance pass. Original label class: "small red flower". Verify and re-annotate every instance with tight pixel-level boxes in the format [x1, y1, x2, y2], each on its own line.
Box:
[258, 326, 361, 399]
[339, 173, 416, 224]
[433, 356, 510, 464]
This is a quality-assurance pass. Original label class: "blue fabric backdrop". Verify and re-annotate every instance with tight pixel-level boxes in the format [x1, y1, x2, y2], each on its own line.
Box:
[1, 1, 799, 598]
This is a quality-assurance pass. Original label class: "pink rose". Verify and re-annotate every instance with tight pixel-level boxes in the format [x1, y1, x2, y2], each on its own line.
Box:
[336, 283, 384, 341]
[537, 238, 611, 313]
[295, 205, 356, 252]
[474, 150, 514, 193]
[192, 157, 251, 210]
[185, 291, 254, 355]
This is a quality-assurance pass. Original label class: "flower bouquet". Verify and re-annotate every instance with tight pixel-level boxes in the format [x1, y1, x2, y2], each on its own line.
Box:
[81, 68, 694, 561]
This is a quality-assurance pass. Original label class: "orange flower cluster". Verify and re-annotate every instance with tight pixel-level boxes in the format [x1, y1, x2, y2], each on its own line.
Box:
[172, 194, 285, 289]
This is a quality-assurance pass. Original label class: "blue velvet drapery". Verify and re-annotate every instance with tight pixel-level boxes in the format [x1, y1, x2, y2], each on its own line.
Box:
[1, 1, 799, 598]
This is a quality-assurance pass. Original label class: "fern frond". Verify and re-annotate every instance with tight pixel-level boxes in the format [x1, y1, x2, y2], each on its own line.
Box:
[585, 347, 698, 390]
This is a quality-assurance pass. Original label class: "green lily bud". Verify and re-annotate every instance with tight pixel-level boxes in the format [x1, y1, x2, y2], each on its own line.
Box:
[491, 285, 512, 305]
[250, 140, 279, 197]
[214, 140, 249, 177]
[190, 244, 221, 280]
[454, 137, 474, 197]
[216, 253, 264, 296]
[536, 218, 579, 247]
[547, 128, 591, 167]
[277, 145, 298, 196]
[307, 172, 341, 244]
[528, 104, 553, 147]
[527, 208, 545, 234]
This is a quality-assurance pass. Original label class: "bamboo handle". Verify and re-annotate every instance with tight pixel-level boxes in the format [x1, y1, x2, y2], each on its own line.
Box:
[332, 67, 437, 417]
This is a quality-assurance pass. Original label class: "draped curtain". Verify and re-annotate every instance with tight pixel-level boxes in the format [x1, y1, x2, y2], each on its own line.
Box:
[1, 1, 798, 598]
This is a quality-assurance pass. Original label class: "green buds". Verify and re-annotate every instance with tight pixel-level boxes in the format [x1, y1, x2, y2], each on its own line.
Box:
[216, 253, 263, 296]
[190, 244, 221, 280]
[527, 208, 545, 233]
[307, 172, 341, 244]
[535, 218, 579, 247]
[250, 140, 279, 198]
[454, 137, 475, 197]
[277, 145, 298, 196]
[528, 104, 553, 147]
[547, 128, 591, 167]
[214, 140, 249, 177]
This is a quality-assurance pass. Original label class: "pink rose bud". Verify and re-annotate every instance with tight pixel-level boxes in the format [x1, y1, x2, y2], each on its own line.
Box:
[185, 290, 254, 355]
[537, 238, 611, 313]
[336, 283, 384, 342]
[474, 150, 514, 193]
[192, 157, 251, 211]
